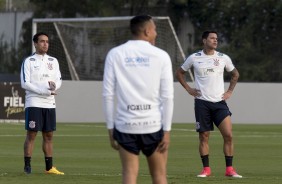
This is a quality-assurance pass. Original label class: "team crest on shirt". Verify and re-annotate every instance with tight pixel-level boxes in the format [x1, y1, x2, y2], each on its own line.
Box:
[47, 63, 53, 70]
[213, 59, 219, 66]
[29, 121, 36, 128]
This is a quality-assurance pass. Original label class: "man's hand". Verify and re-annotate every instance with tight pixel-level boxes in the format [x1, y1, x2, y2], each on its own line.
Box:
[187, 88, 201, 97]
[157, 131, 170, 153]
[222, 90, 232, 100]
[108, 129, 119, 150]
[48, 81, 56, 91]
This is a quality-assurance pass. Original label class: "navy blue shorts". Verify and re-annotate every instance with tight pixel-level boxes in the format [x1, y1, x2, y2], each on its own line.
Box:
[25, 107, 56, 132]
[113, 128, 164, 157]
[194, 99, 232, 132]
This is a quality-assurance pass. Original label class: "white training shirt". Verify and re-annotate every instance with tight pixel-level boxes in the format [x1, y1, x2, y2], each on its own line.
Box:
[181, 50, 235, 102]
[20, 53, 62, 108]
[103, 40, 174, 134]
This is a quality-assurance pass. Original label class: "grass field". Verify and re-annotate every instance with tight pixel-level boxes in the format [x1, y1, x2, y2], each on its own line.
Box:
[0, 123, 282, 184]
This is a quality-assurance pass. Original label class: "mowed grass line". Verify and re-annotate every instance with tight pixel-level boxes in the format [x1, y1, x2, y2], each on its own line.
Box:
[0, 123, 282, 184]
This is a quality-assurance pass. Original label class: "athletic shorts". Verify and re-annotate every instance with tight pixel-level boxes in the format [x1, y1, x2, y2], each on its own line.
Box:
[25, 107, 56, 132]
[194, 99, 232, 132]
[113, 128, 164, 157]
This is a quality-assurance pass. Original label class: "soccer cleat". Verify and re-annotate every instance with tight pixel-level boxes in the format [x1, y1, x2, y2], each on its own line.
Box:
[24, 165, 31, 174]
[225, 167, 242, 178]
[197, 167, 211, 177]
[45, 167, 64, 175]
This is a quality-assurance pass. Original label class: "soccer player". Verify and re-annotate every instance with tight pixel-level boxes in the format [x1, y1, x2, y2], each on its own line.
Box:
[20, 32, 64, 175]
[103, 15, 174, 184]
[176, 30, 242, 178]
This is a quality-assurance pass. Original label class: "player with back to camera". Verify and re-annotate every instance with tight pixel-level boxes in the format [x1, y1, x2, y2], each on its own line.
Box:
[103, 15, 174, 184]
[20, 32, 64, 175]
[176, 30, 242, 178]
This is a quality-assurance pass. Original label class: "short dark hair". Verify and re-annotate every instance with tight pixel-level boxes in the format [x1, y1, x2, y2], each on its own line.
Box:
[202, 30, 218, 39]
[130, 15, 152, 36]
[33, 32, 49, 43]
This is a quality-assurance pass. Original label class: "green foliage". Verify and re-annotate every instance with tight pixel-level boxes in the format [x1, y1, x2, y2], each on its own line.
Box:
[3, 0, 282, 81]
[0, 36, 19, 74]
[183, 0, 282, 81]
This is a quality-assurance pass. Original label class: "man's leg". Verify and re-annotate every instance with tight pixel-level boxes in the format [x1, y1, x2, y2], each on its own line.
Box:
[24, 131, 37, 174]
[218, 116, 242, 178]
[218, 116, 233, 156]
[42, 131, 64, 175]
[147, 149, 168, 184]
[199, 131, 210, 156]
[118, 146, 139, 184]
[197, 131, 211, 177]
[42, 131, 53, 170]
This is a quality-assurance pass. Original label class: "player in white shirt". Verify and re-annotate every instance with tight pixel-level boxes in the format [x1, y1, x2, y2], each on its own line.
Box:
[103, 15, 174, 184]
[176, 30, 242, 178]
[20, 32, 64, 175]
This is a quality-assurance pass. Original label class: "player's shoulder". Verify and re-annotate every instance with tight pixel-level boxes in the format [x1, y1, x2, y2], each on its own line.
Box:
[46, 54, 58, 62]
[190, 50, 203, 57]
[215, 51, 229, 58]
[185, 50, 203, 61]
[23, 53, 36, 63]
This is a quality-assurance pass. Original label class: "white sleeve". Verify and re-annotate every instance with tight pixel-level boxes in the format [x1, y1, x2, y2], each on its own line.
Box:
[160, 54, 174, 131]
[224, 55, 235, 72]
[181, 55, 193, 71]
[20, 59, 51, 96]
[54, 59, 62, 90]
[102, 51, 116, 129]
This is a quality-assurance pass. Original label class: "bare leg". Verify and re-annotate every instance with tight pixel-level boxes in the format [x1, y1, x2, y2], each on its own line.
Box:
[42, 131, 53, 157]
[24, 131, 37, 157]
[147, 149, 168, 184]
[218, 116, 233, 156]
[199, 131, 210, 156]
[118, 146, 139, 184]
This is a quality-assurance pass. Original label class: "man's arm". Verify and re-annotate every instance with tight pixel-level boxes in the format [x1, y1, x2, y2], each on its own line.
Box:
[222, 68, 240, 100]
[175, 67, 200, 97]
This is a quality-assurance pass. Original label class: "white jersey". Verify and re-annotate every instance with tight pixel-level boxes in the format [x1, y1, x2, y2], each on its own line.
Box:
[20, 53, 62, 108]
[181, 50, 235, 102]
[103, 40, 174, 134]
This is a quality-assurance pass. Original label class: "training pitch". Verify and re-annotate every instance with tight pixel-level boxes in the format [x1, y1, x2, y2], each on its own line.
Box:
[0, 123, 281, 184]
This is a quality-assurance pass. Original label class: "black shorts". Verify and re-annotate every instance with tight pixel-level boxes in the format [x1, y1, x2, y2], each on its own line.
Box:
[25, 107, 56, 132]
[113, 128, 164, 157]
[194, 99, 232, 132]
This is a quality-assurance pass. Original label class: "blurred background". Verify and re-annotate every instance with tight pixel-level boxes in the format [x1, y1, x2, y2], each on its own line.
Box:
[0, 0, 282, 82]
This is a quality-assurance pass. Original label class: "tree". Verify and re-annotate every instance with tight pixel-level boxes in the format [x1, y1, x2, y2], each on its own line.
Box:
[181, 0, 282, 82]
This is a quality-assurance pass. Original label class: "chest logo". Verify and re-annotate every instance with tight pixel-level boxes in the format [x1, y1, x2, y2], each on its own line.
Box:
[47, 63, 53, 70]
[213, 59, 219, 66]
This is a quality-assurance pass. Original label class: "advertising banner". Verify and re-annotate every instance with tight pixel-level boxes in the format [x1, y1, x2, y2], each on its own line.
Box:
[0, 82, 25, 122]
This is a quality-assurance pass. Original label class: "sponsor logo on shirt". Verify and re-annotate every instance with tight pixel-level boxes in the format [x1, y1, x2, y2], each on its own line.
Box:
[124, 120, 158, 127]
[29, 58, 35, 61]
[124, 57, 150, 67]
[127, 104, 151, 111]
[48, 58, 54, 61]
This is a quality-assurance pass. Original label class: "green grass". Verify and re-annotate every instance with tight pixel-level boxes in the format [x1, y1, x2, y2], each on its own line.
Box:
[0, 123, 282, 184]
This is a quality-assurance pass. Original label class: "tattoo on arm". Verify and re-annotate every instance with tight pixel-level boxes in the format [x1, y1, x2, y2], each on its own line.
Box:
[228, 68, 239, 92]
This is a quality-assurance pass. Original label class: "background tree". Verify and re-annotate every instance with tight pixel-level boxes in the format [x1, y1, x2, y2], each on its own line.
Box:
[183, 0, 282, 81]
[3, 0, 282, 82]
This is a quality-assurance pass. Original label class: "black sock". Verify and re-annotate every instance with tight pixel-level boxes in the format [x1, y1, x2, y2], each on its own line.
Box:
[225, 156, 233, 167]
[45, 157, 53, 171]
[24, 157, 31, 167]
[201, 155, 209, 167]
